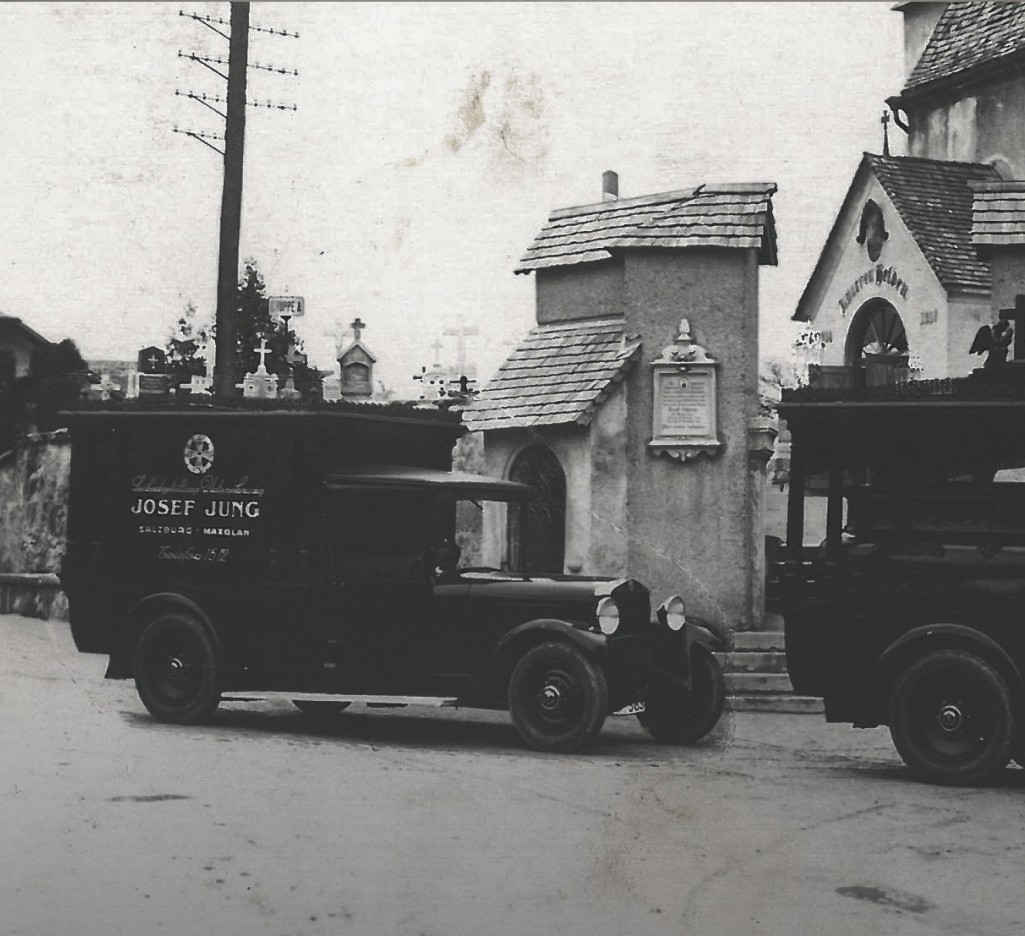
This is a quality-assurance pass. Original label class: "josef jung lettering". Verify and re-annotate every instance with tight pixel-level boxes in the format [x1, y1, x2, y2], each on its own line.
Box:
[131, 497, 261, 518]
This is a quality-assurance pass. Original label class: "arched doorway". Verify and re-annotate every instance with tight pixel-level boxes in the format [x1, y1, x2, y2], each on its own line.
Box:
[508, 444, 566, 574]
[845, 298, 909, 386]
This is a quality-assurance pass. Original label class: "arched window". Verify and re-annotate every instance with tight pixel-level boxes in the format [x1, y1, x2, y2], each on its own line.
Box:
[508, 444, 566, 574]
[845, 299, 909, 386]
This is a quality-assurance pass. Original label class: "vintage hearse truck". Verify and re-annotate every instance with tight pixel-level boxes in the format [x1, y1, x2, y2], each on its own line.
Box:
[768, 368, 1025, 784]
[60, 403, 725, 753]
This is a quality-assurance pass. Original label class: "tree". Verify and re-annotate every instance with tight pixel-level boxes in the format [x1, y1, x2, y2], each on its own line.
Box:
[232, 260, 320, 398]
[162, 261, 321, 400]
[0, 338, 90, 451]
[164, 301, 210, 386]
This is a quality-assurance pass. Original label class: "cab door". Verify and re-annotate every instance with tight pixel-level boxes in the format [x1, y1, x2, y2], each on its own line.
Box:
[316, 486, 438, 693]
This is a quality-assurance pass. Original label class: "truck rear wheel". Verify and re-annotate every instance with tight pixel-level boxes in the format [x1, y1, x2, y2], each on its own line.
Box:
[133, 613, 221, 724]
[508, 642, 608, 753]
[638, 645, 726, 744]
[889, 650, 1015, 786]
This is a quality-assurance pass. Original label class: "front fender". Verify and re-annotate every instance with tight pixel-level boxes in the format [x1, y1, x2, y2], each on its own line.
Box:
[682, 616, 729, 653]
[106, 592, 220, 679]
[461, 619, 603, 708]
[875, 623, 1025, 699]
[494, 618, 605, 663]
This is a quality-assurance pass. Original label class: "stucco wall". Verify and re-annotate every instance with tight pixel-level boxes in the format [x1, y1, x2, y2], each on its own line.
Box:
[909, 72, 1025, 177]
[481, 424, 594, 573]
[1, 332, 38, 378]
[802, 175, 950, 379]
[987, 250, 1025, 313]
[620, 248, 762, 629]
[585, 381, 629, 577]
[0, 431, 71, 574]
[534, 261, 624, 324]
[947, 294, 994, 376]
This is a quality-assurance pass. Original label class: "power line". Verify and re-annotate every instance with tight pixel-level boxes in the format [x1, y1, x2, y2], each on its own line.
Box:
[178, 9, 299, 39]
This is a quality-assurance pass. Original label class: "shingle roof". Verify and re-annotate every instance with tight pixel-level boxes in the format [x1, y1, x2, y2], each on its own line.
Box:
[904, 1, 1025, 93]
[0, 315, 52, 350]
[866, 153, 999, 292]
[515, 183, 777, 273]
[462, 319, 641, 431]
[971, 180, 1025, 247]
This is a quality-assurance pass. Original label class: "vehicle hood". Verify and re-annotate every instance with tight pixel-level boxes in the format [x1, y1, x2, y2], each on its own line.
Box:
[439, 571, 650, 626]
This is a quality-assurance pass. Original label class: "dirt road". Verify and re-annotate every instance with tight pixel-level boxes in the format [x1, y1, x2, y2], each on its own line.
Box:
[2, 614, 1023, 936]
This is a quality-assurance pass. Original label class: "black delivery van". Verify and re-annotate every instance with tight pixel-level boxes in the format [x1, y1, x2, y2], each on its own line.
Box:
[61, 404, 726, 753]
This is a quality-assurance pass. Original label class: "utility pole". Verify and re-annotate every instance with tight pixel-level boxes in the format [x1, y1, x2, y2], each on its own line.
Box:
[175, 4, 299, 400]
[213, 2, 250, 400]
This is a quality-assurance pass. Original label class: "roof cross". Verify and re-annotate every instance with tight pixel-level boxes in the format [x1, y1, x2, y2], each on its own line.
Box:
[254, 338, 271, 372]
[350, 317, 366, 342]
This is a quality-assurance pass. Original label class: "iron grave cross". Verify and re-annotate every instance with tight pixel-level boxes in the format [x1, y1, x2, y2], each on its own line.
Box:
[998, 294, 1025, 362]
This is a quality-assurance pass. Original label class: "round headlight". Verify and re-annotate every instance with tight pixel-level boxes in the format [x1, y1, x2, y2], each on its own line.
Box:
[596, 596, 620, 636]
[660, 595, 686, 631]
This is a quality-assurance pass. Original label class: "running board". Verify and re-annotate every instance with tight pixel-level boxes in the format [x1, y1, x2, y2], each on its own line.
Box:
[221, 691, 644, 716]
[221, 691, 459, 708]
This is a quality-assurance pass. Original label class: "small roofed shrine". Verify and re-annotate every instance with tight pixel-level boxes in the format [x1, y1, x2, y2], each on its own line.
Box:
[465, 171, 778, 631]
[336, 317, 377, 399]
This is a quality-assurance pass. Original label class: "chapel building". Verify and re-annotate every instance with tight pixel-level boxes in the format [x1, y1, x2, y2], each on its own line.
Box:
[795, 1, 1025, 384]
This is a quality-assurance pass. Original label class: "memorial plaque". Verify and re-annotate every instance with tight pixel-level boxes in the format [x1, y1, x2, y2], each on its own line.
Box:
[656, 370, 713, 438]
[649, 361, 721, 460]
[137, 373, 170, 398]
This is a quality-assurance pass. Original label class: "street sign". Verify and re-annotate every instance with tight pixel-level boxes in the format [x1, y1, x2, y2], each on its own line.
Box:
[269, 296, 305, 320]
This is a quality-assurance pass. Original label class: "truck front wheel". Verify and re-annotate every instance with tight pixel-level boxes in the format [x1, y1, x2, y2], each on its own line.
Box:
[133, 613, 221, 724]
[638, 645, 726, 744]
[508, 642, 608, 753]
[889, 650, 1015, 786]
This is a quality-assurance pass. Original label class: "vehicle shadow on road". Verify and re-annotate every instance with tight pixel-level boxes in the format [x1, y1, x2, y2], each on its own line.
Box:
[120, 702, 733, 764]
[842, 762, 1025, 789]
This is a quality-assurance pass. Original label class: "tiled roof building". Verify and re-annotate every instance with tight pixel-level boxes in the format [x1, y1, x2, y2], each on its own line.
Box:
[904, 1, 1025, 95]
[470, 178, 776, 431]
[866, 153, 999, 292]
[466, 173, 776, 615]
[971, 181, 1025, 248]
[516, 183, 776, 273]
[463, 319, 640, 431]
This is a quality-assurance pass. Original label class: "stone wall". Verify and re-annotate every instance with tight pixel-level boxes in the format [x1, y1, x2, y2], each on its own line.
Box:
[0, 429, 71, 574]
[0, 430, 71, 619]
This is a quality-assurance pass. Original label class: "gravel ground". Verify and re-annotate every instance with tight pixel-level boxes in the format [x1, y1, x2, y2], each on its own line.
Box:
[3, 614, 1024, 936]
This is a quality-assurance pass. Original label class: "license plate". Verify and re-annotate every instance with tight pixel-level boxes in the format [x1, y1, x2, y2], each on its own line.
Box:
[612, 701, 645, 716]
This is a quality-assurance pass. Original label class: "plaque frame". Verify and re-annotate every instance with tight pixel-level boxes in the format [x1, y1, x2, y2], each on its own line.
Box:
[648, 318, 722, 461]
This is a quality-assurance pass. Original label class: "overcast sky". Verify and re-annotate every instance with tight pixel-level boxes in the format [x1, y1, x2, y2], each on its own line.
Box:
[1, 1, 905, 392]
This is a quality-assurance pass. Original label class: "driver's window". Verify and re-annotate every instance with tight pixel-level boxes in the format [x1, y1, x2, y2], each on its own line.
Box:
[324, 489, 431, 580]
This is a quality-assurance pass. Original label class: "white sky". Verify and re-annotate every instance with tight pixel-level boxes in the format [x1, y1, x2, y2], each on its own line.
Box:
[0, 1, 906, 393]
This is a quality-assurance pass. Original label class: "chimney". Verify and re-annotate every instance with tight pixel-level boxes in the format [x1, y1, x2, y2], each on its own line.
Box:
[602, 170, 619, 201]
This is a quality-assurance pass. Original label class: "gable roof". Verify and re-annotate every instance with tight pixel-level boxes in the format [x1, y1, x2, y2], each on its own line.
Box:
[794, 153, 998, 320]
[0, 314, 52, 351]
[462, 318, 640, 431]
[515, 183, 777, 274]
[971, 180, 1025, 248]
[867, 153, 998, 292]
[904, 1, 1025, 95]
[338, 340, 376, 365]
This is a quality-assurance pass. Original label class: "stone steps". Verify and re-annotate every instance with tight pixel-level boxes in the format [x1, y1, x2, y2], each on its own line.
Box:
[717, 630, 824, 715]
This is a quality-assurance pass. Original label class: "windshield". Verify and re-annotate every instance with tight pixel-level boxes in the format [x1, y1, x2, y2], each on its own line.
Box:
[435, 495, 526, 575]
